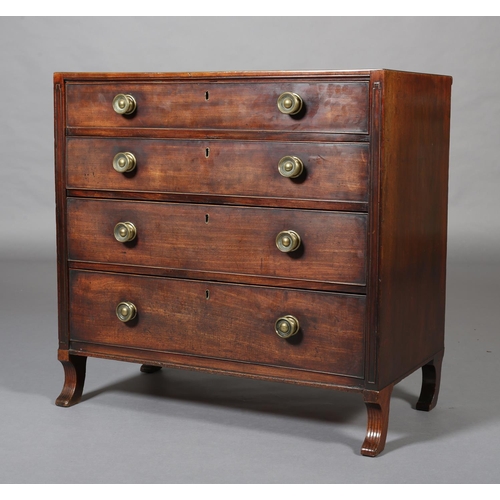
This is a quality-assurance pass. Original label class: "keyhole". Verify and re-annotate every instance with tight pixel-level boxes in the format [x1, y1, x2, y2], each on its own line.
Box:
[205, 214, 209, 224]
[205, 147, 210, 158]
[205, 290, 210, 300]
[205, 91, 209, 100]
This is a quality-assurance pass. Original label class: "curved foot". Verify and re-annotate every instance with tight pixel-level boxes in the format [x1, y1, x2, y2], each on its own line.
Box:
[55, 350, 87, 407]
[416, 350, 444, 411]
[361, 384, 394, 457]
[140, 364, 162, 374]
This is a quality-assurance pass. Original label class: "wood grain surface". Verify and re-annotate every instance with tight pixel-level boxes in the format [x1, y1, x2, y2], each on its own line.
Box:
[66, 81, 369, 133]
[373, 70, 452, 389]
[69, 270, 366, 378]
[66, 138, 369, 203]
[67, 198, 368, 286]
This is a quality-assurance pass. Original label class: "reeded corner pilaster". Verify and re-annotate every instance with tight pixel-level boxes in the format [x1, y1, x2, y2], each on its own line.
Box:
[361, 384, 394, 457]
[55, 350, 87, 407]
[416, 349, 444, 412]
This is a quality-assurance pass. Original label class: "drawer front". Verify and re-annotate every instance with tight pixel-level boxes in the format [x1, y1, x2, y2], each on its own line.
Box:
[67, 198, 367, 286]
[66, 138, 369, 203]
[66, 82, 369, 133]
[69, 270, 366, 377]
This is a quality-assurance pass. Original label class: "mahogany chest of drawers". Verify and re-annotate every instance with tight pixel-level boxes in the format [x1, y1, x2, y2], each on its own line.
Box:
[54, 70, 452, 456]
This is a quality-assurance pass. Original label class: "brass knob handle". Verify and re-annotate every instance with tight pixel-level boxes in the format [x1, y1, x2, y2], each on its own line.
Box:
[112, 94, 137, 115]
[275, 315, 300, 338]
[113, 152, 136, 173]
[116, 301, 137, 322]
[114, 221, 137, 243]
[278, 156, 304, 178]
[277, 92, 303, 115]
[276, 230, 301, 253]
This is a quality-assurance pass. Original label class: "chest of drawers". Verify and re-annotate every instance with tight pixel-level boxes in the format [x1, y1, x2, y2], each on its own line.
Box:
[54, 70, 452, 456]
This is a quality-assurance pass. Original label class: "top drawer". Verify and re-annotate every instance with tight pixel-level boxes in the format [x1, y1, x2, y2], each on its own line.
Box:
[65, 82, 369, 134]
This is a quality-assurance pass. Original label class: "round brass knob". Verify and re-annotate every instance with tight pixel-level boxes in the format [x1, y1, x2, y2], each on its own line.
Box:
[278, 156, 304, 178]
[112, 94, 137, 115]
[275, 315, 300, 339]
[116, 301, 137, 322]
[113, 152, 137, 173]
[114, 221, 137, 243]
[277, 92, 303, 115]
[276, 230, 301, 253]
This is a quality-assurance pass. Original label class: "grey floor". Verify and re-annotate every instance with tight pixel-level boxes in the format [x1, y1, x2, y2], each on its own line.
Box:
[0, 258, 499, 483]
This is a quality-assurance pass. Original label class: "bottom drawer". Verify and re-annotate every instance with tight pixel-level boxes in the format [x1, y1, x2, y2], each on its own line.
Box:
[69, 270, 366, 378]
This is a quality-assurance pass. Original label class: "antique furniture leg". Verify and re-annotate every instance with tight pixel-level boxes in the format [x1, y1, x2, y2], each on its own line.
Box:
[55, 350, 87, 407]
[140, 365, 162, 374]
[416, 350, 444, 411]
[361, 384, 394, 457]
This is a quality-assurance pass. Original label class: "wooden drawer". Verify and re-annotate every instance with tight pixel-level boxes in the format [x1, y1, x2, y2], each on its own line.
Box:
[69, 270, 366, 378]
[67, 198, 367, 286]
[66, 81, 369, 134]
[66, 138, 369, 203]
